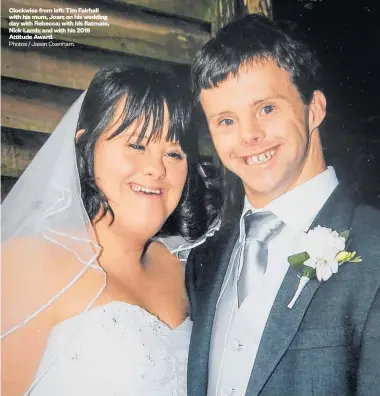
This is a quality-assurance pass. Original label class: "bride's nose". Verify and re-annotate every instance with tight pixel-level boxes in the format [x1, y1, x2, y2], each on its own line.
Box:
[142, 154, 166, 179]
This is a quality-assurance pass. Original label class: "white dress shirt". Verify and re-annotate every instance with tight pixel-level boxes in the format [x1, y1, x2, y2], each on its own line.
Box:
[207, 166, 339, 396]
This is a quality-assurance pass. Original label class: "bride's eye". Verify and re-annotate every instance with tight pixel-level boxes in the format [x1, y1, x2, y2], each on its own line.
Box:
[128, 143, 145, 151]
[166, 151, 184, 160]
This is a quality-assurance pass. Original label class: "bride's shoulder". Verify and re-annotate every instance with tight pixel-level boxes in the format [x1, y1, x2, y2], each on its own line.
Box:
[2, 235, 87, 279]
[1, 236, 103, 323]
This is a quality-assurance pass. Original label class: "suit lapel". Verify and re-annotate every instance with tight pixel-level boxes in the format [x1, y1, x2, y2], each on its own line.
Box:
[187, 221, 240, 396]
[246, 184, 357, 395]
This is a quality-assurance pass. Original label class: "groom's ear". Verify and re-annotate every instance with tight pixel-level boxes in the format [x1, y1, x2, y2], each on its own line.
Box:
[75, 129, 85, 142]
[308, 90, 327, 133]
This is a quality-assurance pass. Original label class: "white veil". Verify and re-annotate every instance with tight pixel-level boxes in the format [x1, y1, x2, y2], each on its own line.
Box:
[1, 92, 104, 339]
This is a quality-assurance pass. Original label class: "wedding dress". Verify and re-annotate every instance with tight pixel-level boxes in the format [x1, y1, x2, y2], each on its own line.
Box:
[25, 236, 211, 396]
[22, 225, 217, 396]
[27, 301, 192, 395]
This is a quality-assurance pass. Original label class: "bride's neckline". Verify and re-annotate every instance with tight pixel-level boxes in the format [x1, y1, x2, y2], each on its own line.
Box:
[52, 300, 191, 334]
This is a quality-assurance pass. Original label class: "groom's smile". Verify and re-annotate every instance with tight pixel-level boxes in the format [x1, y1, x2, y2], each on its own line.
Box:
[200, 59, 327, 208]
[244, 145, 279, 165]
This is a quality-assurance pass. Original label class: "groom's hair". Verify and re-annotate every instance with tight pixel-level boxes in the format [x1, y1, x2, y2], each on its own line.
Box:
[191, 13, 323, 105]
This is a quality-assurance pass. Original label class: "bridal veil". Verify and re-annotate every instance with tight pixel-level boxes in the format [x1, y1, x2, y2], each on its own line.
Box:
[1, 92, 105, 339]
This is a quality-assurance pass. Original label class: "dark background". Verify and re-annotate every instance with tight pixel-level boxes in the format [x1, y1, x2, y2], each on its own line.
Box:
[273, 0, 380, 207]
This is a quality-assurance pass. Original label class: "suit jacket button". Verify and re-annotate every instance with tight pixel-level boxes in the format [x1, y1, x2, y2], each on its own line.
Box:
[223, 385, 235, 395]
[230, 339, 242, 351]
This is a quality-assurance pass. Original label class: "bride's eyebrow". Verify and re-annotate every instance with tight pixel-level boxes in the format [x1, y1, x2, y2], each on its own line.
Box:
[126, 132, 149, 142]
[165, 140, 182, 148]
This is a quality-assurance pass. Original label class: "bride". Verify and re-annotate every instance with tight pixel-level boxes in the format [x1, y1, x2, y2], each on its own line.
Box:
[1, 65, 220, 395]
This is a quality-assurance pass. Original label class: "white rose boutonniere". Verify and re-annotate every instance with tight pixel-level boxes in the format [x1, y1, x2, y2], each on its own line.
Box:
[287, 226, 362, 309]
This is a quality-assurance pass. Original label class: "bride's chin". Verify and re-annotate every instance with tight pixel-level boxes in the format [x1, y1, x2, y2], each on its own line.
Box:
[120, 220, 164, 240]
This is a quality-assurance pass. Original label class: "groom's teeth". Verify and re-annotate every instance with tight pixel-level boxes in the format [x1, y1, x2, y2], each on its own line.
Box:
[247, 147, 277, 165]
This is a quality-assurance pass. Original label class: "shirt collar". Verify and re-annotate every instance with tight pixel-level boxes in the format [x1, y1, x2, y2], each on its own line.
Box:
[241, 166, 339, 233]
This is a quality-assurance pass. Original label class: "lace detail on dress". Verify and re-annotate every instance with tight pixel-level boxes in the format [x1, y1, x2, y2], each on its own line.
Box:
[28, 301, 192, 396]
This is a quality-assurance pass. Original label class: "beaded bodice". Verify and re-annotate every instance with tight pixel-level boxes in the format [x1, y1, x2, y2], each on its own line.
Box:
[28, 301, 192, 395]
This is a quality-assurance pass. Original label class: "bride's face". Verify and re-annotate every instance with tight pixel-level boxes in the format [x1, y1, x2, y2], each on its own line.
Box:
[93, 98, 188, 238]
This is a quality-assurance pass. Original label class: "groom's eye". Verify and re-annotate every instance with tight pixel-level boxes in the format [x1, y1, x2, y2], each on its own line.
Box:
[219, 118, 234, 126]
[260, 105, 275, 115]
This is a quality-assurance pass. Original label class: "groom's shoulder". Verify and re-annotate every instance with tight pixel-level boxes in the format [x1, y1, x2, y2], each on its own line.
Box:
[349, 202, 380, 282]
[351, 202, 380, 240]
[335, 184, 380, 242]
[352, 201, 380, 218]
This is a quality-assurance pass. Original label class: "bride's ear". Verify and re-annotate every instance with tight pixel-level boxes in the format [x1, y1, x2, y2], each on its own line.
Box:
[75, 129, 85, 142]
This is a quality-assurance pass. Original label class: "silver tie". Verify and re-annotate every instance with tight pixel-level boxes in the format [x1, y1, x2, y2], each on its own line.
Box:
[237, 211, 285, 306]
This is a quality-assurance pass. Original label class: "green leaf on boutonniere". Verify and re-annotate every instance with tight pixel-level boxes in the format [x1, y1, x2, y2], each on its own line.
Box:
[288, 252, 310, 268]
[302, 266, 316, 278]
[339, 229, 351, 241]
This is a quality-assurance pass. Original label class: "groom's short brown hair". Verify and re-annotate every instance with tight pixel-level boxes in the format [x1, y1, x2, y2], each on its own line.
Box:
[191, 13, 323, 105]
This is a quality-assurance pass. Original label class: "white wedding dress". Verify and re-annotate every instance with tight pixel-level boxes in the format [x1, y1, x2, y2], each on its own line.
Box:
[22, 232, 222, 396]
[27, 300, 192, 395]
[15, 229, 219, 396]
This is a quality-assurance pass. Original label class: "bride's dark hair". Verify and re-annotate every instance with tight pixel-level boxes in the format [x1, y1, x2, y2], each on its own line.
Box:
[75, 64, 221, 240]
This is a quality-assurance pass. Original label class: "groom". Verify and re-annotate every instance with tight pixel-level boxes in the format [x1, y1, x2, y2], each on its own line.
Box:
[186, 14, 380, 396]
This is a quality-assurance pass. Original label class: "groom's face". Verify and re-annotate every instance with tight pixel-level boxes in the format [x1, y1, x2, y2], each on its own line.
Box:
[200, 59, 326, 207]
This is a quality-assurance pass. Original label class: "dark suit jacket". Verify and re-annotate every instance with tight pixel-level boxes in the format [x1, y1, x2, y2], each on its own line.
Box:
[186, 185, 380, 396]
